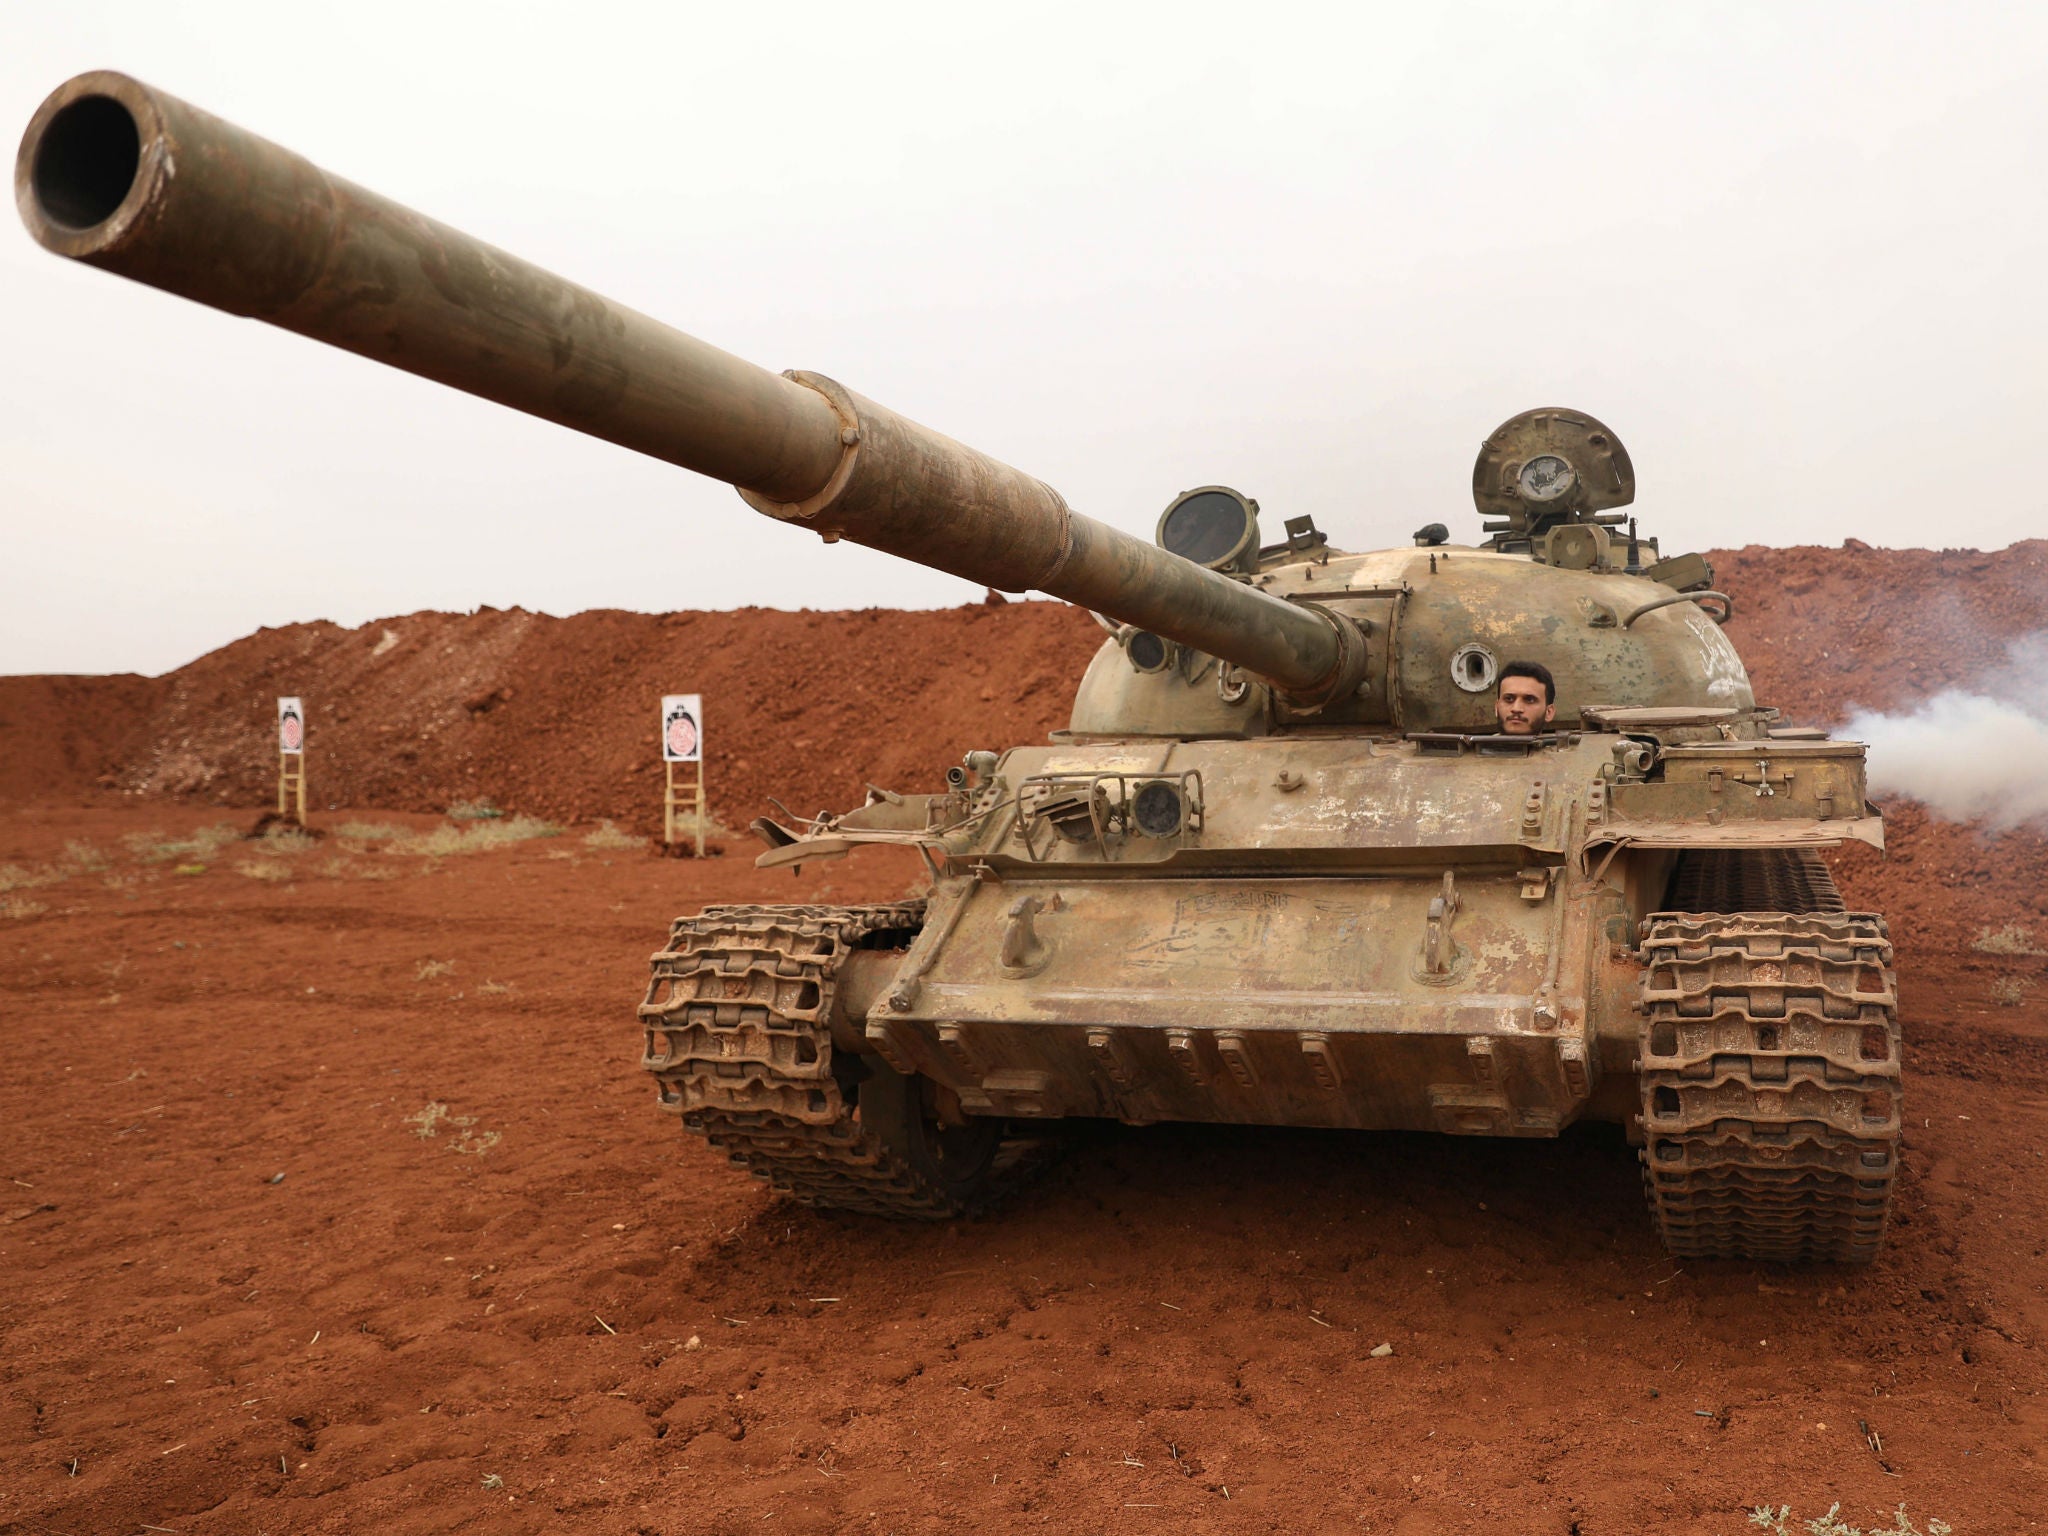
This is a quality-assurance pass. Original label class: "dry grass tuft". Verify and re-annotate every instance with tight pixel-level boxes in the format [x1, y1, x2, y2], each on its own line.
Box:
[1973, 923, 2044, 956]
[477, 979, 517, 999]
[394, 815, 561, 857]
[0, 863, 60, 894]
[258, 829, 319, 856]
[663, 809, 736, 844]
[1992, 974, 2031, 1007]
[2, 896, 50, 920]
[127, 824, 242, 864]
[335, 820, 408, 843]
[446, 799, 505, 821]
[416, 959, 456, 982]
[234, 859, 295, 883]
[61, 839, 109, 871]
[320, 856, 398, 881]
[582, 820, 645, 851]
[315, 855, 395, 880]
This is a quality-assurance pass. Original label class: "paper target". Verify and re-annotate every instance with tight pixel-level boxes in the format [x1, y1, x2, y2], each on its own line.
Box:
[661, 694, 702, 763]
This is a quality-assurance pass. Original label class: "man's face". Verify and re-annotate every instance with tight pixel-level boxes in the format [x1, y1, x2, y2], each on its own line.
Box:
[1496, 675, 1555, 735]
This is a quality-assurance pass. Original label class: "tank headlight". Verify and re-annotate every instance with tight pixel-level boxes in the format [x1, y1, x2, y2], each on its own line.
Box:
[1130, 780, 1187, 838]
[1157, 485, 1260, 573]
[1125, 630, 1173, 673]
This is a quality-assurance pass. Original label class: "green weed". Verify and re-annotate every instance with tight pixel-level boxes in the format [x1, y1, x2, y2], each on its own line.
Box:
[404, 1100, 499, 1155]
[1750, 1503, 1951, 1536]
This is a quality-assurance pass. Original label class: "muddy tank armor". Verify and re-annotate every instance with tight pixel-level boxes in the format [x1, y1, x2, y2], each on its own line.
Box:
[19, 73, 1899, 1262]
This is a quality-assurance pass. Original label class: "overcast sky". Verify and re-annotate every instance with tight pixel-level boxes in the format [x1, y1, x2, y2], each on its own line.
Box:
[4, 2, 2044, 677]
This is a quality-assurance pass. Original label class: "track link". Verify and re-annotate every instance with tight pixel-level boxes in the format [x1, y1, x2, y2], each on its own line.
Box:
[639, 902, 1001, 1217]
[1637, 910, 1900, 1263]
[1664, 847, 1845, 915]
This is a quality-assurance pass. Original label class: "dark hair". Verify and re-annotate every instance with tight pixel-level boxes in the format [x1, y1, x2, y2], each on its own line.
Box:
[1498, 659, 1554, 704]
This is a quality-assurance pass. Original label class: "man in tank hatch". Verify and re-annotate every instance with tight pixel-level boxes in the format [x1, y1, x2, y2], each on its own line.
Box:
[1496, 661, 1557, 735]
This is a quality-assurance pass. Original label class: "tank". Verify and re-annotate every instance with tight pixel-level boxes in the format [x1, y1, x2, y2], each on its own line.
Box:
[18, 73, 1900, 1263]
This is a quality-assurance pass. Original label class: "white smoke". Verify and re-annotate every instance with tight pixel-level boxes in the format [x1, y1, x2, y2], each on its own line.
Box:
[1842, 633, 2048, 829]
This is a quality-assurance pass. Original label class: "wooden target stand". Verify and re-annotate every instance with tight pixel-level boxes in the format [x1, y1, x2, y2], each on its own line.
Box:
[276, 747, 307, 827]
[663, 758, 706, 858]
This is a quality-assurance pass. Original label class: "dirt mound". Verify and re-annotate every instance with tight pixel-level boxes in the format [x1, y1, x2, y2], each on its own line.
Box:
[1716, 538, 2048, 726]
[6, 538, 2047, 948]
[0, 601, 1103, 833]
[0, 672, 164, 803]
[5, 540, 2043, 839]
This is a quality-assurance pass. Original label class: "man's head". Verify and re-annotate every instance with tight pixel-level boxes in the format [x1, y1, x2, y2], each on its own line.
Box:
[1496, 660, 1556, 735]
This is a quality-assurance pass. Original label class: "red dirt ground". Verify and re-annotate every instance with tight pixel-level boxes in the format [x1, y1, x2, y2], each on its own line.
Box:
[4, 544, 2046, 1534]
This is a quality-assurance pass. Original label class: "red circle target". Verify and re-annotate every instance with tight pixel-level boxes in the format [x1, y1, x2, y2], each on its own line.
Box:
[666, 711, 697, 760]
[280, 712, 303, 751]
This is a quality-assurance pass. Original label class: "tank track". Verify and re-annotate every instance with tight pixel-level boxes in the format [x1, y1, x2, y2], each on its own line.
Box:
[639, 902, 991, 1217]
[1637, 909, 1900, 1264]
[1664, 847, 1845, 915]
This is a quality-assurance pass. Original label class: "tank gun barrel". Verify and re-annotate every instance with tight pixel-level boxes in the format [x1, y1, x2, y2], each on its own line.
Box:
[16, 72, 1363, 704]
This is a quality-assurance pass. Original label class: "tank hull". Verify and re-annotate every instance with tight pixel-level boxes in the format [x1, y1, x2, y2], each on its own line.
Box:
[869, 870, 1611, 1136]
[689, 722, 1900, 1262]
[857, 726, 1870, 1137]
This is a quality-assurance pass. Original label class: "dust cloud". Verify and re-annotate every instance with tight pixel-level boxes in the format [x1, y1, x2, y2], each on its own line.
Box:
[1844, 633, 2048, 828]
